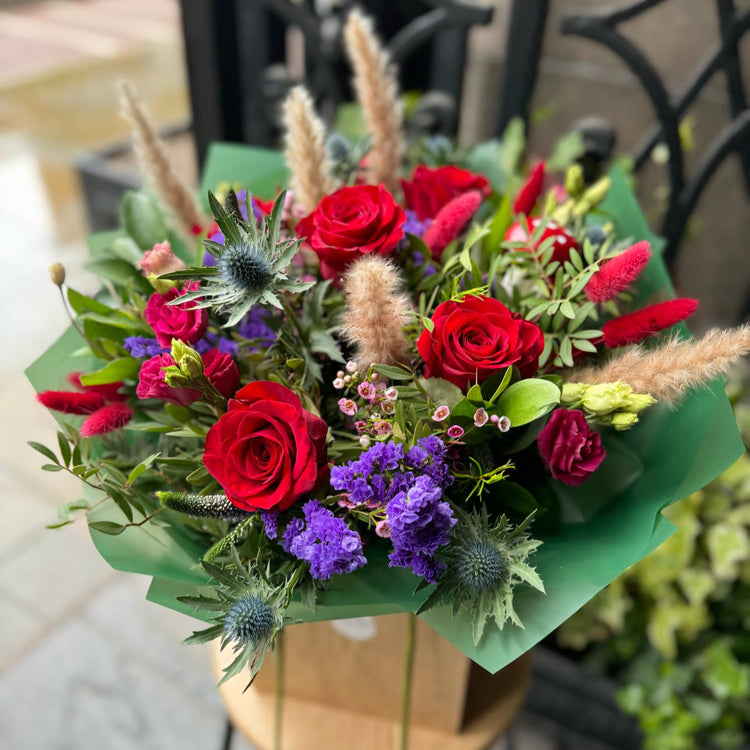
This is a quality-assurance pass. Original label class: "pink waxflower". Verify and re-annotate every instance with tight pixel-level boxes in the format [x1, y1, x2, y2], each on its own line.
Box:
[144, 282, 208, 347]
[358, 381, 376, 400]
[473, 408, 489, 427]
[513, 162, 545, 215]
[139, 240, 186, 277]
[338, 398, 358, 416]
[432, 405, 451, 422]
[384, 387, 399, 401]
[375, 519, 391, 538]
[446, 425, 465, 439]
[423, 190, 483, 259]
[373, 420, 392, 435]
[585, 241, 652, 303]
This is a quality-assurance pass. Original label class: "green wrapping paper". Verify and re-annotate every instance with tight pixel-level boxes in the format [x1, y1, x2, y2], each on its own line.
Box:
[26, 145, 744, 673]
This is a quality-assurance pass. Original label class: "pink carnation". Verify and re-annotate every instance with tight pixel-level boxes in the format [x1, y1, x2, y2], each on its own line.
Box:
[144, 282, 208, 347]
[139, 240, 186, 277]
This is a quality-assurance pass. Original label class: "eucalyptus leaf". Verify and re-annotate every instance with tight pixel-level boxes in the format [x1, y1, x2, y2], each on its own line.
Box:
[495, 379, 561, 427]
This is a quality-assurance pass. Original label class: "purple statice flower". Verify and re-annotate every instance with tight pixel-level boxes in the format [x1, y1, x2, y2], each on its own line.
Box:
[237, 307, 276, 352]
[385, 475, 456, 583]
[404, 435, 453, 489]
[123, 336, 167, 358]
[195, 333, 239, 357]
[259, 511, 278, 540]
[403, 209, 431, 240]
[330, 441, 407, 507]
[281, 500, 367, 580]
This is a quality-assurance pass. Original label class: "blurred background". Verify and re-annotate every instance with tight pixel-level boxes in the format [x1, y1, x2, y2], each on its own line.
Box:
[1, 1, 748, 748]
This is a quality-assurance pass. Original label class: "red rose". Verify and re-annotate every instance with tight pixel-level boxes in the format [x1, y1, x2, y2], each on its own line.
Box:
[202, 349, 241, 398]
[296, 184, 405, 280]
[144, 281, 208, 347]
[505, 218, 578, 264]
[203, 381, 329, 512]
[401, 165, 490, 221]
[136, 354, 201, 406]
[417, 295, 544, 389]
[537, 408, 606, 486]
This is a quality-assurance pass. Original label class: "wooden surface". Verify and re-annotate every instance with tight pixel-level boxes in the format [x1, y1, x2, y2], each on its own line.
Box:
[212, 615, 531, 750]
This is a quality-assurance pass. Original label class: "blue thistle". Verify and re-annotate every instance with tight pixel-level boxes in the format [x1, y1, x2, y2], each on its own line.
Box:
[455, 538, 508, 591]
[224, 593, 276, 646]
[218, 242, 273, 292]
[417, 508, 545, 645]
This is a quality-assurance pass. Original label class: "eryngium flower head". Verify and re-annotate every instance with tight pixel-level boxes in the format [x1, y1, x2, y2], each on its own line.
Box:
[161, 190, 314, 327]
[218, 242, 273, 292]
[417, 508, 545, 645]
[224, 593, 276, 647]
[180, 556, 288, 688]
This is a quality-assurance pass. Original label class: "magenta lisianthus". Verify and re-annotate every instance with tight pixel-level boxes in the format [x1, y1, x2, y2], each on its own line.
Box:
[537, 408, 606, 486]
[144, 282, 208, 347]
[136, 354, 202, 406]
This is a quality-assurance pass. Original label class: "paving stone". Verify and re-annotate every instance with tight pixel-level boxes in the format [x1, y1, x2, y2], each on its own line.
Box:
[0, 519, 115, 621]
[0, 591, 46, 671]
[0, 616, 228, 750]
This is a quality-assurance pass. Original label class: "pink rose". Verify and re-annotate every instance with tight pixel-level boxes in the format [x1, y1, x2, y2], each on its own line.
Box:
[537, 409, 606, 486]
[139, 240, 186, 276]
[144, 282, 208, 347]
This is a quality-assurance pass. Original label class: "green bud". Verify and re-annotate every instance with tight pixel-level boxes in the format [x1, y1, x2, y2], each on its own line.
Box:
[171, 340, 204, 380]
[146, 272, 178, 294]
[573, 177, 612, 219]
[624, 392, 657, 414]
[163, 366, 191, 388]
[561, 382, 587, 406]
[285, 358, 305, 371]
[565, 164, 585, 198]
[551, 199, 574, 225]
[581, 382, 633, 416]
[610, 412, 639, 430]
[543, 190, 558, 216]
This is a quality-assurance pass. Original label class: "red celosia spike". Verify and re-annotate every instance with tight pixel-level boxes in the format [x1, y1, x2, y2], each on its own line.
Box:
[423, 191, 483, 259]
[513, 162, 545, 215]
[585, 241, 652, 303]
[37, 390, 106, 415]
[80, 403, 133, 437]
[602, 298, 699, 348]
[67, 372, 127, 402]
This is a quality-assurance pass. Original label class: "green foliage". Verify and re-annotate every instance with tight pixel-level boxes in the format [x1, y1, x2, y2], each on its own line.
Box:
[558, 394, 750, 749]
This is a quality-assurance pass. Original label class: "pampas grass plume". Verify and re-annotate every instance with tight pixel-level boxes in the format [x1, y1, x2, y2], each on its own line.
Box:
[574, 325, 750, 402]
[342, 256, 412, 370]
[119, 82, 207, 238]
[282, 86, 335, 213]
[344, 10, 404, 194]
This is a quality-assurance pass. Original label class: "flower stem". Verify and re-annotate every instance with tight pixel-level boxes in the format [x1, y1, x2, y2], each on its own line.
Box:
[399, 613, 417, 750]
[273, 629, 285, 750]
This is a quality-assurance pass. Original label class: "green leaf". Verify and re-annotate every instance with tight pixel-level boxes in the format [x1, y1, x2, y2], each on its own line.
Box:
[84, 258, 142, 286]
[42, 463, 64, 472]
[79, 358, 140, 386]
[418, 377, 464, 409]
[120, 190, 169, 250]
[57, 432, 71, 468]
[308, 331, 345, 363]
[559, 336, 574, 367]
[372, 364, 413, 381]
[127, 453, 161, 485]
[67, 288, 113, 315]
[28, 441, 59, 464]
[466, 384, 484, 404]
[89, 521, 128, 535]
[494, 379, 561, 427]
[546, 130, 585, 171]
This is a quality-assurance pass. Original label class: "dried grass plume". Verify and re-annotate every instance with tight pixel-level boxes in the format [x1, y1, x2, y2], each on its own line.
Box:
[282, 86, 335, 213]
[341, 255, 412, 370]
[118, 82, 207, 238]
[344, 9, 404, 194]
[573, 325, 750, 402]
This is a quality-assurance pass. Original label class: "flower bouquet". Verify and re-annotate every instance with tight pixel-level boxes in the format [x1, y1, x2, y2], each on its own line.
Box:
[27, 9, 748, 748]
